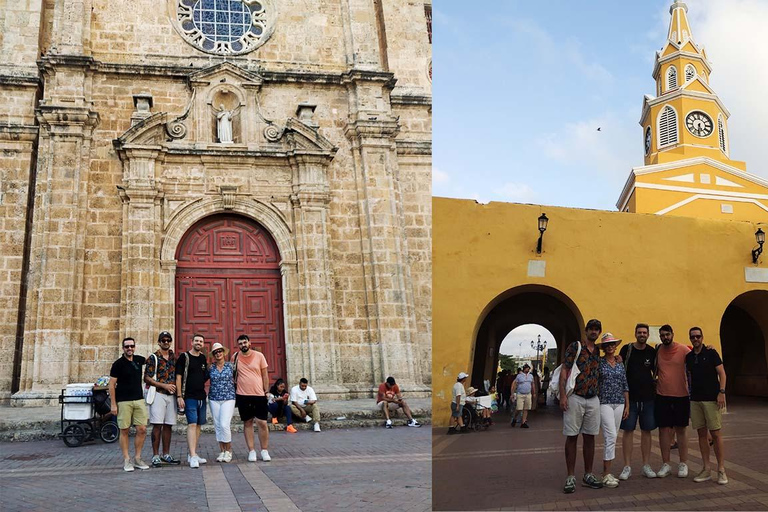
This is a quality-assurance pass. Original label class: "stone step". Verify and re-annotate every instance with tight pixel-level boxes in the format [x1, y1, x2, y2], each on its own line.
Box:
[0, 398, 431, 442]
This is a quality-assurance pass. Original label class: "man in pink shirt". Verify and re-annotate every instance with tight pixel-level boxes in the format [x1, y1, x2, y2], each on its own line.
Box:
[654, 324, 691, 479]
[233, 334, 271, 462]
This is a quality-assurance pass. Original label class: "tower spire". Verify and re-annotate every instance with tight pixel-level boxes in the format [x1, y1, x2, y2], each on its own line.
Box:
[668, 0, 694, 45]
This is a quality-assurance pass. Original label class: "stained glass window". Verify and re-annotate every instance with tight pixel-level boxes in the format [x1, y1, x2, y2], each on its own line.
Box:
[176, 0, 271, 55]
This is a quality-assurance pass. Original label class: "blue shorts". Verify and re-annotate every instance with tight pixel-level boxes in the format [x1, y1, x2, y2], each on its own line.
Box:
[620, 399, 656, 431]
[184, 398, 208, 425]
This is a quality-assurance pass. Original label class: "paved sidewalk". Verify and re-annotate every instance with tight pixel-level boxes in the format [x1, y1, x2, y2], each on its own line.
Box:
[433, 397, 768, 511]
[0, 426, 431, 511]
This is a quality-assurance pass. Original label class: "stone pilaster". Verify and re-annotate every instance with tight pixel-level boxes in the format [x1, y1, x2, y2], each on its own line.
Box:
[288, 152, 344, 394]
[117, 149, 162, 351]
[18, 102, 98, 396]
[339, 0, 383, 70]
[344, 72, 424, 389]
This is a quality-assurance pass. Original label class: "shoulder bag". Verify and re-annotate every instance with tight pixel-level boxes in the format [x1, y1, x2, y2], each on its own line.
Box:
[144, 354, 158, 405]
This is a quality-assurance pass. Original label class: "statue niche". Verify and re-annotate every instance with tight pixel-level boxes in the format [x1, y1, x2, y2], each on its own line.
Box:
[210, 90, 242, 144]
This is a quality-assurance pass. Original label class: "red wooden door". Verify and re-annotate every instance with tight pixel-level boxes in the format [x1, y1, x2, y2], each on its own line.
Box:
[175, 215, 285, 380]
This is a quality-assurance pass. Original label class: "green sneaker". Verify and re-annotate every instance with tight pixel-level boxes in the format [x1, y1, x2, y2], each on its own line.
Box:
[564, 475, 576, 493]
[582, 473, 604, 489]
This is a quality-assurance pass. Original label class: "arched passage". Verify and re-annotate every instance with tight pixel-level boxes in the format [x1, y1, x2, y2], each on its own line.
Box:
[175, 213, 286, 380]
[720, 290, 768, 397]
[470, 285, 584, 389]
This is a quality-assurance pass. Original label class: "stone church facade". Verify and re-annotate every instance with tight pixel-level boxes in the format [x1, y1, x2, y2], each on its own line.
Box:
[1, 0, 432, 401]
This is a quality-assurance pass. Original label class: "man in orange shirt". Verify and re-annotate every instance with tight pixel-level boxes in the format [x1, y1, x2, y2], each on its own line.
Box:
[233, 334, 271, 462]
[654, 324, 691, 479]
[377, 376, 421, 428]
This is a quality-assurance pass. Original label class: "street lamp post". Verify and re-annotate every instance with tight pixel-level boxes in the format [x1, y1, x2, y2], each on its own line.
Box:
[531, 334, 547, 372]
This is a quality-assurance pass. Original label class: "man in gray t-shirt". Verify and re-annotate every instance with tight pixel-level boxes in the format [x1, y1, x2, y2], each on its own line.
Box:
[511, 364, 536, 428]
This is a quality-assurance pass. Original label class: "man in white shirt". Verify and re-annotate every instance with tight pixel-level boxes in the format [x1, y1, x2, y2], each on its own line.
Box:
[290, 378, 321, 432]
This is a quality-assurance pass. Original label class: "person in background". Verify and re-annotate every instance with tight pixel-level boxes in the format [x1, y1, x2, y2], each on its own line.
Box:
[268, 378, 297, 433]
[449, 372, 469, 434]
[290, 377, 322, 432]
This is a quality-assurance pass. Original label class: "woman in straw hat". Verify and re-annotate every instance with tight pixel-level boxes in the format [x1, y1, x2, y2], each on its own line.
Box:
[208, 343, 236, 462]
[597, 333, 630, 488]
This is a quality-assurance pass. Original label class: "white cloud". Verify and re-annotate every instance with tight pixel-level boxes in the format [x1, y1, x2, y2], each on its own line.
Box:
[433, 167, 450, 185]
[535, 111, 638, 175]
[494, 182, 536, 203]
[499, 324, 556, 356]
[505, 18, 614, 86]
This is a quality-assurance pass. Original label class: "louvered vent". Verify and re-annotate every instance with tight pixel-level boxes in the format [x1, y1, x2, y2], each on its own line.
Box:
[718, 117, 727, 153]
[667, 66, 678, 90]
[685, 64, 695, 82]
[659, 106, 678, 147]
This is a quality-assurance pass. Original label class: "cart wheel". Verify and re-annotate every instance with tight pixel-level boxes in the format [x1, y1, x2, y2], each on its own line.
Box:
[100, 421, 119, 443]
[62, 424, 86, 447]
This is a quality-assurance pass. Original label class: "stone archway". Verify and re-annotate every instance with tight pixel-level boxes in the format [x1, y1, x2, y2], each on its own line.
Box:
[470, 284, 584, 389]
[720, 290, 768, 397]
[174, 213, 287, 381]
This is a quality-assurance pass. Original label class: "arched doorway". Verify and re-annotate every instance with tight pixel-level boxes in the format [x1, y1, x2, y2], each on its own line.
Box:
[720, 290, 768, 397]
[175, 214, 286, 380]
[471, 285, 584, 389]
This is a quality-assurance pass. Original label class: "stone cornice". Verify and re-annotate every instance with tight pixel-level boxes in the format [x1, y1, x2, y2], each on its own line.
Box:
[390, 94, 432, 107]
[0, 125, 39, 142]
[0, 75, 41, 88]
[395, 140, 432, 156]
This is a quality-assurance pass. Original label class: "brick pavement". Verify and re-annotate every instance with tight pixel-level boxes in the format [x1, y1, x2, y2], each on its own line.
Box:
[0, 426, 431, 512]
[433, 397, 768, 511]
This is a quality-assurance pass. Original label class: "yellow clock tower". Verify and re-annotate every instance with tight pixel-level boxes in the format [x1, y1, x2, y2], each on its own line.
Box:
[617, 0, 768, 220]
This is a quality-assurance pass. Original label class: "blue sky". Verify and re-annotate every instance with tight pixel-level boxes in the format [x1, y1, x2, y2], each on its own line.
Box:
[433, 0, 768, 212]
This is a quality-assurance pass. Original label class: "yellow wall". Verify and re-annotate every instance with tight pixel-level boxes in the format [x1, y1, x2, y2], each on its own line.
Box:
[433, 197, 768, 425]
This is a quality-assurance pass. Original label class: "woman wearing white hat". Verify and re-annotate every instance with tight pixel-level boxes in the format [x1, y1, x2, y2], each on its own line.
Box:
[597, 333, 630, 488]
[208, 343, 236, 462]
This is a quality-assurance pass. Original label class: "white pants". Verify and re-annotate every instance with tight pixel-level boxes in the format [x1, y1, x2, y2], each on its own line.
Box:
[600, 403, 624, 461]
[209, 399, 236, 443]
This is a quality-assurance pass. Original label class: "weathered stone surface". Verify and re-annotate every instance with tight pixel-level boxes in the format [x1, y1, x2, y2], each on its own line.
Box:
[1, 0, 432, 401]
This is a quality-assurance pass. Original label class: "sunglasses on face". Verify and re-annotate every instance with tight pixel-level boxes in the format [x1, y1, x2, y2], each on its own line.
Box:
[160, 339, 171, 343]
[690, 335, 702, 340]
[123, 345, 135, 349]
[213, 350, 224, 355]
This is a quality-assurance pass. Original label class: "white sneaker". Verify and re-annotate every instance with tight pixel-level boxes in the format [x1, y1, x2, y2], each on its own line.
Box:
[222, 451, 232, 463]
[305, 415, 313, 423]
[619, 466, 631, 480]
[407, 419, 421, 427]
[313, 422, 321, 432]
[602, 474, 619, 488]
[260, 450, 271, 462]
[642, 464, 657, 478]
[678, 462, 689, 478]
[385, 419, 393, 428]
[123, 458, 135, 472]
[657, 463, 671, 478]
[216, 452, 225, 462]
[248, 450, 257, 462]
[189, 456, 199, 469]
[196, 456, 207, 464]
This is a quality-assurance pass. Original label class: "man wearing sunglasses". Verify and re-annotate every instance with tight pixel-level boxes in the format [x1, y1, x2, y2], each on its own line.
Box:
[144, 331, 181, 467]
[109, 337, 150, 472]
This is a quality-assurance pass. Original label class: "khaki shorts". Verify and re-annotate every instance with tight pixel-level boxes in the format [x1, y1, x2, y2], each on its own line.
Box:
[378, 401, 401, 413]
[117, 399, 148, 430]
[691, 400, 722, 431]
[563, 394, 600, 436]
[515, 393, 532, 411]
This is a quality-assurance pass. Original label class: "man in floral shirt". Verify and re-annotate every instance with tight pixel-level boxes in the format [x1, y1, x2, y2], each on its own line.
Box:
[144, 331, 180, 467]
[560, 318, 603, 493]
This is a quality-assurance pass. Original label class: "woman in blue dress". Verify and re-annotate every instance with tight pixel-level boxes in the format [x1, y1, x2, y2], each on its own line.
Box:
[208, 342, 236, 462]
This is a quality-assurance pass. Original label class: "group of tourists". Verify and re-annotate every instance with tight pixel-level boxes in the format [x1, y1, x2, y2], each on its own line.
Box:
[560, 319, 728, 493]
[108, 331, 322, 472]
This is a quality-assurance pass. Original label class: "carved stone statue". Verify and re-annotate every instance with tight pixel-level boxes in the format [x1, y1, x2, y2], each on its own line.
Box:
[214, 104, 241, 143]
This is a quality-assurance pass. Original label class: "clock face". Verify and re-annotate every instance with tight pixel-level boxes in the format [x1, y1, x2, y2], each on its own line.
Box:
[686, 111, 714, 138]
[645, 127, 652, 155]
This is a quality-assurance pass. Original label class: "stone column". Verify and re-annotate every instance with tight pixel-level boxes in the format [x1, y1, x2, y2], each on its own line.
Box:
[344, 74, 423, 389]
[117, 149, 162, 354]
[288, 153, 346, 395]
